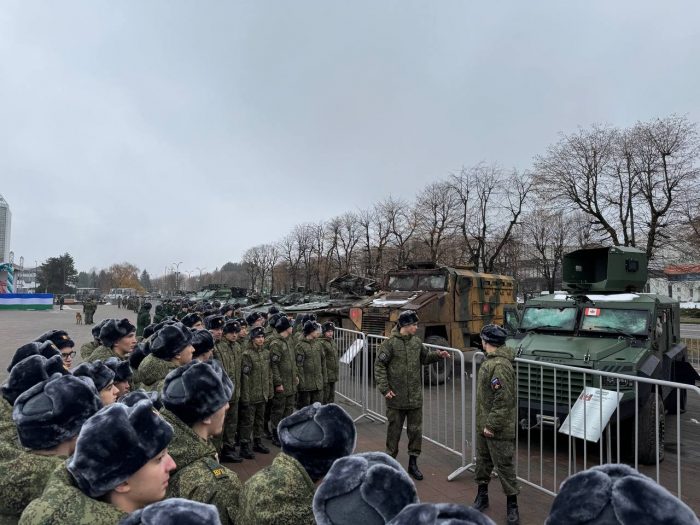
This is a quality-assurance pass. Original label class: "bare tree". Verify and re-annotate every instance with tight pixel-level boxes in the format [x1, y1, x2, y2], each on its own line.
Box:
[335, 212, 361, 273]
[383, 196, 418, 268]
[358, 203, 393, 278]
[415, 181, 459, 264]
[278, 233, 302, 292]
[523, 207, 572, 292]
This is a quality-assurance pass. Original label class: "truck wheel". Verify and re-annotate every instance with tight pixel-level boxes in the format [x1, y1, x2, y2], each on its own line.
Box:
[638, 392, 665, 465]
[424, 336, 452, 385]
[666, 388, 687, 415]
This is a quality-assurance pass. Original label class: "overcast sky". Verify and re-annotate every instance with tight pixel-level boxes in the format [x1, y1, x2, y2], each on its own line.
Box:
[1, 1, 699, 277]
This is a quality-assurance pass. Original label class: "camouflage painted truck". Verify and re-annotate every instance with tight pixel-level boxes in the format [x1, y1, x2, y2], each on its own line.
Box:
[507, 246, 699, 464]
[345, 262, 516, 383]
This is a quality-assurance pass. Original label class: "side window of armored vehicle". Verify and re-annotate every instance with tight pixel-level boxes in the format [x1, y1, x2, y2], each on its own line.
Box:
[416, 274, 447, 290]
[654, 310, 669, 352]
[388, 275, 415, 291]
[503, 306, 520, 335]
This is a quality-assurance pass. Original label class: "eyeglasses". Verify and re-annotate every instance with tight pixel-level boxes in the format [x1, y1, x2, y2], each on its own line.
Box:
[61, 351, 76, 359]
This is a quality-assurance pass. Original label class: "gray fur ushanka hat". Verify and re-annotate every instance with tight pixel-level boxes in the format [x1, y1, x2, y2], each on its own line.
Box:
[279, 402, 356, 482]
[2, 354, 69, 405]
[68, 399, 174, 497]
[104, 357, 133, 383]
[387, 503, 496, 525]
[119, 498, 221, 525]
[150, 323, 193, 360]
[99, 318, 136, 348]
[313, 451, 418, 525]
[72, 360, 116, 392]
[545, 463, 699, 525]
[7, 341, 60, 372]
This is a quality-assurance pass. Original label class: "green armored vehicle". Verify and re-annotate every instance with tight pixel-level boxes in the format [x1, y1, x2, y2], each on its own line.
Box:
[507, 246, 698, 464]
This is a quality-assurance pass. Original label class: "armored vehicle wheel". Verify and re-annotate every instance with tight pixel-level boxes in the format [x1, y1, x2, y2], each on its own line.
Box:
[424, 336, 452, 385]
[666, 388, 687, 415]
[637, 392, 665, 465]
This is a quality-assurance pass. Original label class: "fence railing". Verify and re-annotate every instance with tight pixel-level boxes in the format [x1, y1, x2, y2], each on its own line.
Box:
[682, 337, 700, 371]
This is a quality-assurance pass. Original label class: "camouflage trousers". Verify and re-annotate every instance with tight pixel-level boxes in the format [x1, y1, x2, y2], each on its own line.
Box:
[386, 407, 422, 457]
[297, 390, 322, 409]
[323, 382, 336, 404]
[270, 393, 295, 432]
[239, 402, 266, 443]
[213, 397, 240, 452]
[474, 434, 519, 496]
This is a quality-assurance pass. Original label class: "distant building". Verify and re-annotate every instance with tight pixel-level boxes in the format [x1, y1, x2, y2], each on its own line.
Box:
[648, 263, 700, 305]
[0, 194, 10, 263]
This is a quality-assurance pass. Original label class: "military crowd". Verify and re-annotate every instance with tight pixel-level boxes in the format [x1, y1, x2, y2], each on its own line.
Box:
[0, 299, 697, 525]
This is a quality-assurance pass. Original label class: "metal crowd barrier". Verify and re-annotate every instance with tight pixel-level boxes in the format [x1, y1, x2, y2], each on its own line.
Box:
[682, 337, 700, 371]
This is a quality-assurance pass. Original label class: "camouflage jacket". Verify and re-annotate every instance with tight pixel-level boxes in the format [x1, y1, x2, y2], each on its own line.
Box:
[295, 339, 324, 392]
[161, 409, 241, 525]
[136, 310, 151, 337]
[79, 340, 98, 361]
[268, 335, 298, 395]
[18, 465, 127, 525]
[133, 354, 177, 392]
[374, 332, 440, 410]
[237, 452, 315, 525]
[0, 442, 64, 521]
[476, 346, 516, 440]
[240, 346, 270, 404]
[213, 340, 241, 403]
[0, 397, 18, 448]
[87, 345, 124, 363]
[318, 337, 339, 383]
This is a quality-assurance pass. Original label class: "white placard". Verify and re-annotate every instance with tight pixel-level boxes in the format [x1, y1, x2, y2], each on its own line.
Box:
[340, 340, 364, 364]
[558, 387, 624, 443]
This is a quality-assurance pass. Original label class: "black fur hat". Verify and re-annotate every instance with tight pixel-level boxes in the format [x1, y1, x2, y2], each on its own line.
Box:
[301, 313, 317, 325]
[220, 304, 234, 315]
[119, 389, 162, 411]
[2, 354, 69, 405]
[129, 341, 150, 370]
[275, 315, 292, 333]
[245, 312, 262, 326]
[104, 357, 133, 383]
[480, 324, 507, 347]
[34, 329, 75, 350]
[143, 302, 152, 310]
[322, 322, 335, 334]
[7, 341, 60, 373]
[72, 360, 116, 392]
[143, 324, 157, 340]
[313, 452, 418, 525]
[205, 315, 225, 330]
[13, 374, 102, 450]
[268, 305, 280, 315]
[279, 402, 357, 482]
[181, 313, 203, 329]
[222, 320, 241, 335]
[162, 359, 233, 426]
[150, 323, 193, 360]
[545, 463, 698, 525]
[267, 313, 282, 328]
[387, 503, 495, 525]
[92, 319, 110, 340]
[119, 498, 221, 525]
[303, 321, 321, 336]
[397, 310, 419, 327]
[99, 319, 136, 348]
[68, 399, 174, 497]
[249, 326, 265, 340]
[191, 330, 215, 358]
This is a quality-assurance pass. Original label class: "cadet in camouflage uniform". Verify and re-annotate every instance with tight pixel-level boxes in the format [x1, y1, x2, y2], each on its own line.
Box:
[268, 316, 298, 447]
[79, 320, 107, 361]
[318, 322, 339, 404]
[161, 360, 242, 524]
[213, 320, 242, 462]
[374, 310, 450, 481]
[89, 318, 137, 363]
[133, 323, 194, 391]
[0, 374, 101, 522]
[136, 302, 152, 338]
[153, 304, 166, 324]
[296, 321, 324, 408]
[472, 324, 519, 525]
[238, 327, 271, 459]
[20, 398, 175, 525]
[237, 403, 356, 525]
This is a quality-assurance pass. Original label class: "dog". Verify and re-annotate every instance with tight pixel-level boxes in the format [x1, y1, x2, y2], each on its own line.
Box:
[75, 312, 83, 325]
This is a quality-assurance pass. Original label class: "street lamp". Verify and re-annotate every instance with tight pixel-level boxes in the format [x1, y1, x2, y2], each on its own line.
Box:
[172, 261, 183, 292]
[195, 267, 206, 289]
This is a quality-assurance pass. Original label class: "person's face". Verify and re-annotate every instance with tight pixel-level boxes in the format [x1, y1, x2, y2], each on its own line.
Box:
[404, 323, 418, 335]
[100, 383, 119, 406]
[210, 328, 223, 341]
[207, 402, 229, 437]
[122, 448, 176, 507]
[60, 349, 75, 369]
[115, 333, 137, 355]
[192, 321, 205, 330]
[239, 326, 248, 337]
[114, 380, 130, 398]
[196, 350, 213, 362]
[324, 330, 334, 339]
[252, 335, 264, 348]
[224, 332, 237, 342]
[254, 318, 264, 328]
[175, 345, 195, 365]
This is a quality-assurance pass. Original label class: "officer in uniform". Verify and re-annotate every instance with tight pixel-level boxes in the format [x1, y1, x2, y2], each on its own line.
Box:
[472, 324, 519, 525]
[295, 321, 324, 408]
[373, 310, 450, 481]
[239, 327, 271, 459]
[318, 322, 339, 404]
[136, 302, 152, 338]
[268, 316, 298, 447]
[213, 320, 243, 462]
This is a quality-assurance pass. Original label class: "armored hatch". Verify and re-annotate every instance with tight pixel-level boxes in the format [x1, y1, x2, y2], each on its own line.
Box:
[563, 246, 647, 293]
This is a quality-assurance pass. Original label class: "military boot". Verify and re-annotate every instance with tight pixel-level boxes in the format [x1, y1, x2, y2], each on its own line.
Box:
[407, 455, 423, 481]
[271, 429, 281, 448]
[239, 442, 255, 460]
[220, 446, 242, 464]
[506, 495, 520, 524]
[472, 484, 489, 511]
[253, 438, 270, 454]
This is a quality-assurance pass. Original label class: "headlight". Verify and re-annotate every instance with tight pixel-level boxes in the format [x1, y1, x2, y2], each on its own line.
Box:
[602, 376, 631, 388]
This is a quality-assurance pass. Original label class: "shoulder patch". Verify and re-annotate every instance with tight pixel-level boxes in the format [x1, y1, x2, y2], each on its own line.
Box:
[242, 364, 251, 375]
[204, 457, 227, 479]
[490, 377, 502, 391]
[378, 351, 391, 363]
[296, 354, 305, 364]
[271, 353, 280, 363]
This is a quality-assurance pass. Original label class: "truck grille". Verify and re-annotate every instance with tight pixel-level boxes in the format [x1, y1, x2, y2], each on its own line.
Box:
[363, 314, 388, 335]
[516, 364, 596, 406]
